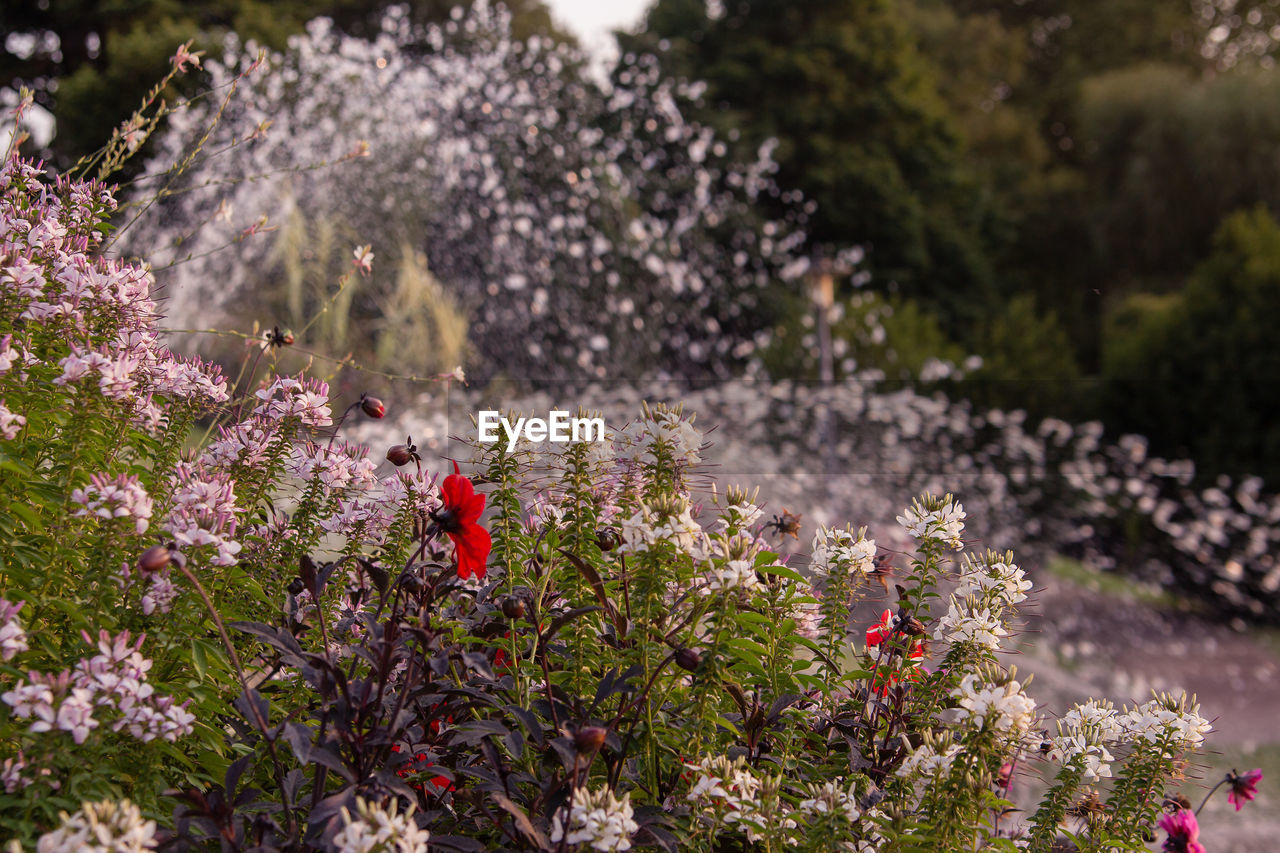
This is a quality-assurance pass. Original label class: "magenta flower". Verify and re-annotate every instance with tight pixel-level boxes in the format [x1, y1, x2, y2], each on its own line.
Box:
[1158, 809, 1205, 853]
[1227, 767, 1262, 811]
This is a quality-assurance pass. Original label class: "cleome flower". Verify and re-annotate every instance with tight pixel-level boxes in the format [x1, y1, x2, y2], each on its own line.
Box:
[952, 673, 1037, 737]
[550, 786, 640, 852]
[1047, 699, 1121, 781]
[332, 797, 430, 853]
[34, 798, 158, 852]
[71, 473, 154, 534]
[810, 525, 877, 579]
[1120, 693, 1212, 755]
[933, 600, 1009, 650]
[897, 494, 966, 550]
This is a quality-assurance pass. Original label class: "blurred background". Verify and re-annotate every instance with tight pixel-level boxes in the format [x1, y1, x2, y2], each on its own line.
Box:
[4, 1, 1279, 847]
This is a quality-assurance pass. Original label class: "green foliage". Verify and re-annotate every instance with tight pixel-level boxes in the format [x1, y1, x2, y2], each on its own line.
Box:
[762, 290, 967, 382]
[1077, 64, 1280, 279]
[623, 0, 997, 327]
[1100, 206, 1280, 485]
[966, 295, 1085, 420]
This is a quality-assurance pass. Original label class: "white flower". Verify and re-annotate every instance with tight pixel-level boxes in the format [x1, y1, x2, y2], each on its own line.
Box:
[933, 600, 1008, 650]
[797, 779, 862, 823]
[955, 551, 1032, 608]
[953, 674, 1037, 736]
[36, 799, 157, 852]
[1120, 694, 1212, 753]
[550, 787, 640, 852]
[353, 244, 375, 275]
[896, 742, 963, 781]
[706, 559, 759, 593]
[333, 798, 430, 853]
[810, 525, 876, 578]
[897, 495, 966, 550]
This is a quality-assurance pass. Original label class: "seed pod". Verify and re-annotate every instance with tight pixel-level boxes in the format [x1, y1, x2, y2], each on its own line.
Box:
[574, 726, 607, 754]
[500, 597, 525, 620]
[386, 445, 413, 466]
[595, 527, 621, 552]
[136, 545, 172, 574]
[675, 648, 701, 672]
[901, 616, 927, 637]
[361, 396, 386, 419]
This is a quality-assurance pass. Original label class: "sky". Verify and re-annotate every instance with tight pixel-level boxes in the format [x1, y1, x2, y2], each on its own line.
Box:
[543, 0, 651, 60]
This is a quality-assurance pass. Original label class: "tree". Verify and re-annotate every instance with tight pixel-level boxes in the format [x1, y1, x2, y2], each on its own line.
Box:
[620, 0, 998, 331]
[1101, 207, 1280, 485]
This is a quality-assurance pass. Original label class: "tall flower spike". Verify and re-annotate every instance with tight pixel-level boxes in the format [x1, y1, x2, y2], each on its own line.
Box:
[434, 461, 491, 580]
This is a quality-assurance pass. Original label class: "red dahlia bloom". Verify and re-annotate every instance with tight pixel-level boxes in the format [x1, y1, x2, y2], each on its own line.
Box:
[1228, 767, 1262, 811]
[866, 609, 895, 646]
[435, 461, 491, 579]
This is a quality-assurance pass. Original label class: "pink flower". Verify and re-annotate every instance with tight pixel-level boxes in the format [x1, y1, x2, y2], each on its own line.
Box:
[1158, 809, 1205, 853]
[353, 245, 374, 276]
[1227, 767, 1262, 811]
[170, 41, 203, 74]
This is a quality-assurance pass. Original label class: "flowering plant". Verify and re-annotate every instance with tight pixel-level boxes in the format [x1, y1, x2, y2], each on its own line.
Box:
[0, 55, 1265, 853]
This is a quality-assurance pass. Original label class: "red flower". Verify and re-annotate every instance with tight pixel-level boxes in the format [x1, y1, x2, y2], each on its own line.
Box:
[434, 462, 491, 579]
[1158, 809, 1205, 853]
[866, 609, 926, 695]
[391, 745, 456, 794]
[866, 609, 895, 646]
[1228, 767, 1262, 811]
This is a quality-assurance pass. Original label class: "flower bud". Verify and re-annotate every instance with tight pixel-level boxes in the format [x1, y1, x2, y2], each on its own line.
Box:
[675, 648, 701, 672]
[901, 616, 927, 637]
[386, 445, 413, 466]
[574, 726, 607, 754]
[595, 527, 621, 552]
[500, 597, 525, 620]
[136, 544, 172, 574]
[361, 396, 386, 419]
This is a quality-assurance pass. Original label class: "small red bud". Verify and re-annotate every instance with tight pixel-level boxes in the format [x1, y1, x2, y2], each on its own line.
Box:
[361, 396, 386, 418]
[574, 726, 607, 753]
[386, 445, 413, 466]
[136, 545, 172, 574]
